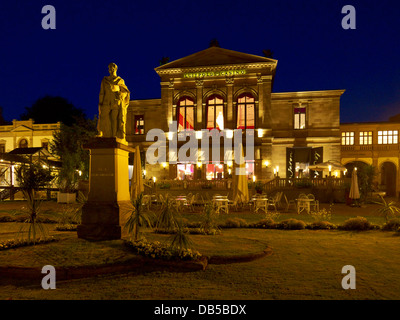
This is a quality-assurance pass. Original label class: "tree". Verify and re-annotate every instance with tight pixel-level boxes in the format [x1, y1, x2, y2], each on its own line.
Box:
[50, 117, 97, 192]
[20, 96, 86, 126]
[0, 106, 10, 125]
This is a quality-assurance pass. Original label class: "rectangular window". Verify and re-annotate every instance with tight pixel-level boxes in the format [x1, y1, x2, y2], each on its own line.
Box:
[342, 132, 354, 145]
[177, 163, 194, 180]
[41, 142, 49, 150]
[206, 162, 224, 180]
[294, 108, 306, 129]
[359, 131, 372, 145]
[378, 130, 398, 144]
[134, 115, 144, 135]
[0, 144, 5, 153]
[178, 107, 194, 131]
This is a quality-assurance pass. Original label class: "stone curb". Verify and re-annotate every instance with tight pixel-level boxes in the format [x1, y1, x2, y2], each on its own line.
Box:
[0, 247, 272, 281]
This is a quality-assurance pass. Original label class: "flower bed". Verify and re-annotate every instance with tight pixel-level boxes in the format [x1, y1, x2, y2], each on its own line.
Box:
[0, 237, 58, 251]
[124, 239, 202, 261]
[55, 224, 78, 231]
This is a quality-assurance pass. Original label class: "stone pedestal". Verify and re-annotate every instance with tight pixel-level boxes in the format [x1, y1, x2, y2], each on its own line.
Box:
[77, 137, 134, 241]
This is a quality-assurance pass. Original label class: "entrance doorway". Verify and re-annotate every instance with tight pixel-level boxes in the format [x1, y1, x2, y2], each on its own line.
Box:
[381, 162, 397, 197]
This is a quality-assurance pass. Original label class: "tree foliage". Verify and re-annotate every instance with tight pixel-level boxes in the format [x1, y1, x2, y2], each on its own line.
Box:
[20, 96, 86, 126]
[50, 118, 97, 192]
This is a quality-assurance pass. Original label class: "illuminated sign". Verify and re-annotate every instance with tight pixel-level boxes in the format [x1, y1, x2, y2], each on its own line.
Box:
[183, 69, 246, 78]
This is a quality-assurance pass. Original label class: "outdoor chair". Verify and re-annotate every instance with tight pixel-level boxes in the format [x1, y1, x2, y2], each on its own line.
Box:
[296, 193, 310, 214]
[267, 191, 282, 212]
[142, 195, 151, 211]
[307, 193, 319, 212]
[184, 193, 195, 212]
[228, 198, 239, 212]
[283, 194, 297, 212]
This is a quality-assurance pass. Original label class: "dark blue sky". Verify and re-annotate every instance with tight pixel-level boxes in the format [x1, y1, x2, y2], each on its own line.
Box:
[0, 0, 399, 123]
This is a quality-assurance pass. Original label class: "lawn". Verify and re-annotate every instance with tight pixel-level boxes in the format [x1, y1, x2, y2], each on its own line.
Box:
[0, 199, 400, 300]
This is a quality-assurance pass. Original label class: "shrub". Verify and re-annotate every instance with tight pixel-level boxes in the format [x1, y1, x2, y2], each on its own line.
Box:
[124, 239, 201, 261]
[0, 237, 58, 251]
[277, 219, 306, 230]
[310, 208, 332, 222]
[249, 218, 276, 229]
[0, 215, 16, 222]
[307, 221, 336, 230]
[339, 216, 372, 231]
[382, 218, 400, 231]
[222, 218, 248, 228]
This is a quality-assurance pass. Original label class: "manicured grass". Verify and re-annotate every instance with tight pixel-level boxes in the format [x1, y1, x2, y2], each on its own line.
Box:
[1, 200, 400, 300]
[1, 227, 400, 299]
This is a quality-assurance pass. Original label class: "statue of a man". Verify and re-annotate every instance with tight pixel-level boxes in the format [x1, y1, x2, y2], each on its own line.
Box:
[98, 63, 130, 140]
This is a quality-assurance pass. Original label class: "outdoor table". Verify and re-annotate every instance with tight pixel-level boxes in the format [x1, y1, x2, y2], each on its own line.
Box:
[252, 197, 269, 213]
[173, 196, 187, 210]
[296, 198, 313, 214]
[212, 197, 229, 214]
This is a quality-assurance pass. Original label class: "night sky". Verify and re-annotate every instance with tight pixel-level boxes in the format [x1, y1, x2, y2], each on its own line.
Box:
[0, 0, 399, 124]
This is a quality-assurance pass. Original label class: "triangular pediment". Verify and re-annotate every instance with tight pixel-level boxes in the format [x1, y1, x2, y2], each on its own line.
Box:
[10, 125, 33, 132]
[155, 47, 277, 72]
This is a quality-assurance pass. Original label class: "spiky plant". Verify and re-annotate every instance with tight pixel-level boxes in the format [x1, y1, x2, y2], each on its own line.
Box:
[374, 195, 400, 222]
[15, 163, 53, 244]
[201, 201, 219, 234]
[169, 223, 193, 255]
[155, 195, 179, 232]
[124, 193, 153, 241]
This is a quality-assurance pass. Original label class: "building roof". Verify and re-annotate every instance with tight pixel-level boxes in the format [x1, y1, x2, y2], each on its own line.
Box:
[0, 153, 30, 164]
[155, 46, 277, 71]
[8, 147, 53, 157]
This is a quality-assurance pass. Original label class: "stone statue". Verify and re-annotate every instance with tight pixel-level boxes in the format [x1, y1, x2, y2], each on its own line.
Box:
[98, 63, 130, 140]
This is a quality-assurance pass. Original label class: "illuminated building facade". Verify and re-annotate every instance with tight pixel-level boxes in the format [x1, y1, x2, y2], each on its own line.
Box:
[341, 116, 400, 197]
[126, 46, 345, 182]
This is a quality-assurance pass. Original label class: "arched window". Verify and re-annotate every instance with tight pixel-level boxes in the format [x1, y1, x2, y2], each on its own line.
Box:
[19, 139, 28, 148]
[237, 93, 255, 129]
[206, 95, 224, 130]
[177, 96, 194, 131]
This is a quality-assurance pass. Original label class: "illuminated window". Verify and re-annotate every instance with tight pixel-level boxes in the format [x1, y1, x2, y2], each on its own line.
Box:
[206, 162, 224, 180]
[206, 95, 224, 130]
[19, 139, 28, 148]
[177, 97, 194, 131]
[378, 130, 398, 144]
[134, 115, 144, 134]
[294, 107, 306, 129]
[359, 131, 372, 145]
[236, 93, 255, 129]
[341, 132, 354, 145]
[177, 163, 194, 180]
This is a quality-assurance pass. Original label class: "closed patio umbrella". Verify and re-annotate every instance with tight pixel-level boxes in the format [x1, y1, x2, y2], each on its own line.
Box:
[232, 143, 249, 203]
[349, 167, 360, 204]
[130, 145, 144, 200]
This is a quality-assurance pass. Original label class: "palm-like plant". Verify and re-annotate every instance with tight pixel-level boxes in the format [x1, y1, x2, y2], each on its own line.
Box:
[124, 193, 153, 241]
[374, 195, 400, 222]
[201, 201, 219, 234]
[169, 223, 193, 254]
[155, 195, 179, 232]
[15, 163, 53, 243]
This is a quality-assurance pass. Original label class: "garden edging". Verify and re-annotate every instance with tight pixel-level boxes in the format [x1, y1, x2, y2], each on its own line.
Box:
[0, 247, 273, 281]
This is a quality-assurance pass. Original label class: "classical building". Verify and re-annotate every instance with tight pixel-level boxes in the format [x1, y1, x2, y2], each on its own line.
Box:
[340, 116, 400, 197]
[127, 46, 345, 182]
[0, 119, 60, 152]
[0, 119, 60, 191]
